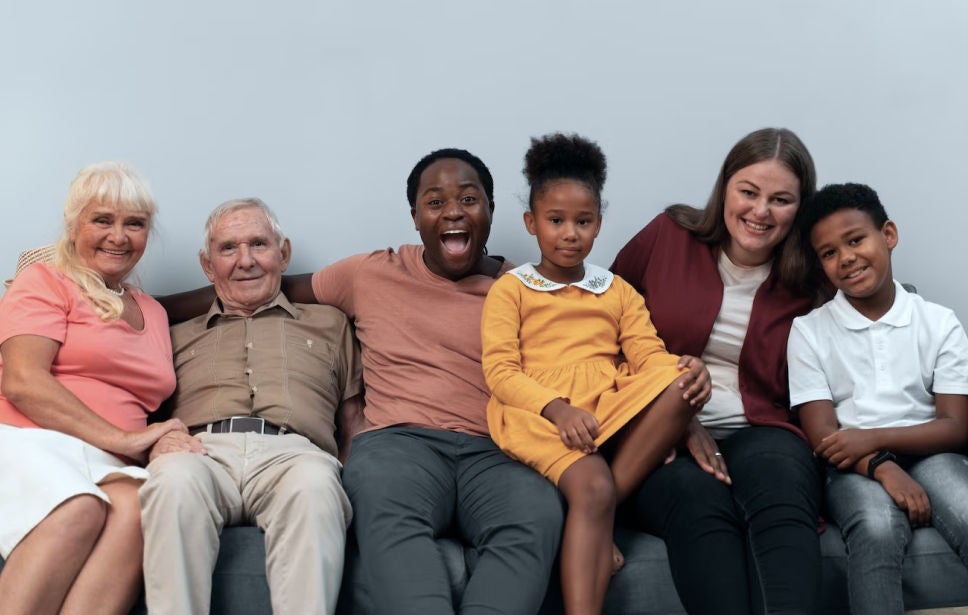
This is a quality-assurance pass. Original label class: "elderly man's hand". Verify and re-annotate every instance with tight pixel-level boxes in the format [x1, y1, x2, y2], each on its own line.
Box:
[149, 431, 207, 462]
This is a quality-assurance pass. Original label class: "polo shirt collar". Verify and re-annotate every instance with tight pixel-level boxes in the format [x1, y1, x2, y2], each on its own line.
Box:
[829, 280, 911, 330]
[508, 263, 614, 294]
[204, 292, 300, 327]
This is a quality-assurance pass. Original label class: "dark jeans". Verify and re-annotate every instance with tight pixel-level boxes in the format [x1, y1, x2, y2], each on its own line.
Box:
[342, 426, 564, 615]
[633, 426, 823, 615]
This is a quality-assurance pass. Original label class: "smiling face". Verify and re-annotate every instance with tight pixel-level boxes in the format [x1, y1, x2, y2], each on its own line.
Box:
[811, 208, 897, 318]
[722, 159, 801, 267]
[524, 179, 601, 283]
[200, 206, 291, 316]
[411, 158, 494, 281]
[71, 203, 150, 288]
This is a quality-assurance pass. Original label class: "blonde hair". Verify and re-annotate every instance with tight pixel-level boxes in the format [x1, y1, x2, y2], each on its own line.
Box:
[54, 162, 156, 321]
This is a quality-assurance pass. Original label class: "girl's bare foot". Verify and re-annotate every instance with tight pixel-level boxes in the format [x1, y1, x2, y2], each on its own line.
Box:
[612, 542, 625, 575]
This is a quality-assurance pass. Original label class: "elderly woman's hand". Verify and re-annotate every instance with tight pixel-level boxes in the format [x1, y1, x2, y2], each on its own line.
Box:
[148, 430, 207, 462]
[113, 418, 190, 465]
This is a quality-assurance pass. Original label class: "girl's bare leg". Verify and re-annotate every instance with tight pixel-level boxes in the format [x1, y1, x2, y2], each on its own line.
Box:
[611, 382, 698, 502]
[60, 478, 144, 615]
[0, 495, 106, 615]
[557, 454, 618, 615]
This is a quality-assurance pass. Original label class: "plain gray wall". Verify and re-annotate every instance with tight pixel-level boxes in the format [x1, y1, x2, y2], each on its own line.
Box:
[2, 1, 966, 321]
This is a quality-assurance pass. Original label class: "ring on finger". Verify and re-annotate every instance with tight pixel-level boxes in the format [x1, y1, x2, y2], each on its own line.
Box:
[713, 452, 723, 457]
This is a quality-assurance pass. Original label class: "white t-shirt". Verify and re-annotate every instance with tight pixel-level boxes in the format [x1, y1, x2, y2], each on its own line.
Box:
[698, 251, 771, 437]
[788, 281, 968, 429]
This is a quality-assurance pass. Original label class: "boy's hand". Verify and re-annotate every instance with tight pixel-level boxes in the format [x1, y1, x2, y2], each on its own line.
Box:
[676, 355, 711, 407]
[815, 428, 879, 469]
[542, 399, 599, 454]
[683, 418, 731, 485]
[875, 462, 932, 526]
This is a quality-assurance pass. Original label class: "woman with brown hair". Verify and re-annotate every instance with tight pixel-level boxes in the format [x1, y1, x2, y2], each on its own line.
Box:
[611, 128, 827, 614]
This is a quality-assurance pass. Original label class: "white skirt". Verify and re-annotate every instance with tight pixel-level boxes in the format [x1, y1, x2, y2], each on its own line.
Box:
[0, 424, 148, 557]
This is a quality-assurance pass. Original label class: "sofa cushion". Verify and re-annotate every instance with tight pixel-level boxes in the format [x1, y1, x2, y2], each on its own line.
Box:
[2, 522, 967, 614]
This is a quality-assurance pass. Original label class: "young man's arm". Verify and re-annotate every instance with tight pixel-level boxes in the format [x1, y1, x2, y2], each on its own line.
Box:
[335, 393, 370, 463]
[157, 273, 320, 325]
[280, 273, 317, 304]
[156, 286, 216, 324]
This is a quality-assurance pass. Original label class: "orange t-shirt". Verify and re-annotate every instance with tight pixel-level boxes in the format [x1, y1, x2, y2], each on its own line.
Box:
[312, 245, 509, 437]
[0, 263, 176, 432]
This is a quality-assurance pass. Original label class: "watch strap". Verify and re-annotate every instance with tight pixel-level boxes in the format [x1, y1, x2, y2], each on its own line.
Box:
[867, 450, 897, 479]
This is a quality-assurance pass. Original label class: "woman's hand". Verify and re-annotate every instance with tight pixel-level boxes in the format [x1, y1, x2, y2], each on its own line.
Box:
[815, 428, 879, 470]
[542, 398, 599, 454]
[683, 418, 731, 485]
[148, 429, 207, 463]
[114, 419, 190, 465]
[676, 355, 711, 407]
[874, 462, 931, 526]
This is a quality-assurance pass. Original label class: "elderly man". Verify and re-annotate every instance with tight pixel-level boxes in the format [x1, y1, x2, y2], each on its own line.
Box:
[140, 198, 361, 615]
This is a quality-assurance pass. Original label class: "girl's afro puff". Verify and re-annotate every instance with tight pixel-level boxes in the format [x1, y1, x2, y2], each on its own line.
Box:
[523, 133, 607, 192]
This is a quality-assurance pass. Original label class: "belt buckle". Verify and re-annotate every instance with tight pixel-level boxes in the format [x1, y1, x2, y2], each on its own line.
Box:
[228, 416, 265, 434]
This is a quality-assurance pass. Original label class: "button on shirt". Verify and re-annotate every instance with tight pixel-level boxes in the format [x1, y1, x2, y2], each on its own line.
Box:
[169, 293, 363, 457]
[788, 281, 968, 430]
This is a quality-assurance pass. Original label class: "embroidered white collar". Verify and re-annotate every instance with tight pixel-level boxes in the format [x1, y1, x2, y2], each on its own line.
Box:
[508, 263, 614, 294]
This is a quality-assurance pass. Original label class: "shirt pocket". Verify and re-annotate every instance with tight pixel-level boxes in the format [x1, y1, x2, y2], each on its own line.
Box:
[173, 335, 219, 393]
[284, 330, 339, 390]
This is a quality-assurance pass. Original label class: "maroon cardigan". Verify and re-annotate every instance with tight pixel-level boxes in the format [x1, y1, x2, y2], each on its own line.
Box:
[610, 212, 814, 438]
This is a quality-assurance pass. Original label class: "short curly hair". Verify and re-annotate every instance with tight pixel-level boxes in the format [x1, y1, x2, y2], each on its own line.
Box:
[799, 182, 889, 245]
[406, 148, 494, 208]
[524, 133, 607, 211]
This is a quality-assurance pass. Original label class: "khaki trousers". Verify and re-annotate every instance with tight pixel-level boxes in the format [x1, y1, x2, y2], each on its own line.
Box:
[140, 432, 351, 615]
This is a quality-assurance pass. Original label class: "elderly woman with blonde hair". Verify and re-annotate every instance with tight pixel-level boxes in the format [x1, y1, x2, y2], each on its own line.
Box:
[0, 162, 186, 615]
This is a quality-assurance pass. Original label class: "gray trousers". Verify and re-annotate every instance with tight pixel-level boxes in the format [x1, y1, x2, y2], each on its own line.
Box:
[342, 426, 564, 615]
[140, 432, 351, 615]
[827, 453, 968, 615]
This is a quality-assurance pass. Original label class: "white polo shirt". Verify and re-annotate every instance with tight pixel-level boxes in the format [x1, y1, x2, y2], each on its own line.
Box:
[788, 280, 968, 429]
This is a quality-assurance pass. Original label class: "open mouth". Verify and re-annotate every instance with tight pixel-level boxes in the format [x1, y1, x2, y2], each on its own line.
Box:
[100, 249, 128, 257]
[441, 230, 470, 255]
[741, 218, 772, 233]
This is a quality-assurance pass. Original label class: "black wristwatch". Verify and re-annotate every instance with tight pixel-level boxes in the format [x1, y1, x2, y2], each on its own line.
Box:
[867, 450, 897, 479]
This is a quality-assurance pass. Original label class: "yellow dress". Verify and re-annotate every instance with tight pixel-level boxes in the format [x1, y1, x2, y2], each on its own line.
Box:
[482, 263, 684, 484]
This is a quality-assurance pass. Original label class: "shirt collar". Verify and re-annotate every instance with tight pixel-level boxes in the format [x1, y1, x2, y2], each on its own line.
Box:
[508, 263, 614, 295]
[204, 292, 300, 327]
[829, 280, 912, 330]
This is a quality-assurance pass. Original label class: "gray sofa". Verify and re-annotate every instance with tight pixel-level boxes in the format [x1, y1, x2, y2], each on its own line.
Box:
[6, 518, 959, 614]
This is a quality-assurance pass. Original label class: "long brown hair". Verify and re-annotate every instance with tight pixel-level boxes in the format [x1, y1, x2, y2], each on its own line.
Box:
[666, 127, 818, 294]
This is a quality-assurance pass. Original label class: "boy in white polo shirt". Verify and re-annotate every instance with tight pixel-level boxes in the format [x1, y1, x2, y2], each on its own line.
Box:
[787, 182, 968, 615]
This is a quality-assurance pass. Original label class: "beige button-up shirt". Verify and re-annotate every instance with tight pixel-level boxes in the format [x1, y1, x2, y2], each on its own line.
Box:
[169, 293, 362, 457]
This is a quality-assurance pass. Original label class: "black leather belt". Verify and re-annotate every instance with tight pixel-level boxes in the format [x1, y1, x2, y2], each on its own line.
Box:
[190, 416, 284, 436]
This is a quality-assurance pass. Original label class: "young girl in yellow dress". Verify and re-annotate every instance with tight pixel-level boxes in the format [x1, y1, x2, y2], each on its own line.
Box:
[482, 133, 711, 615]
